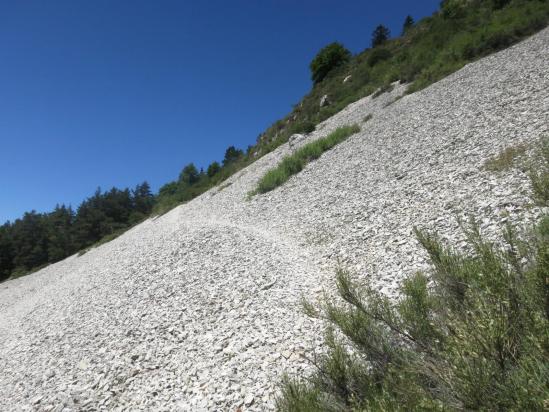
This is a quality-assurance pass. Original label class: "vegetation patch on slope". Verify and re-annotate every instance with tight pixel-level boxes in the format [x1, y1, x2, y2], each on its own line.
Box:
[257, 0, 549, 155]
[276, 138, 549, 411]
[253, 125, 360, 195]
[484, 142, 529, 172]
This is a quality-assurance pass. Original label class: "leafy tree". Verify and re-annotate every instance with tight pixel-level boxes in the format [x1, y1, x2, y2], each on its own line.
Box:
[158, 181, 178, 197]
[132, 181, 154, 215]
[73, 194, 107, 249]
[1, 182, 159, 279]
[402, 15, 415, 35]
[101, 188, 133, 229]
[179, 163, 200, 186]
[46, 205, 74, 262]
[223, 146, 244, 166]
[0, 224, 14, 281]
[207, 161, 221, 178]
[11, 211, 48, 271]
[309, 42, 352, 85]
[372, 25, 390, 48]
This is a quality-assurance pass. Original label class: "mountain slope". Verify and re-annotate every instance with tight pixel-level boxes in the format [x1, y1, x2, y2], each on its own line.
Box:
[1, 28, 548, 411]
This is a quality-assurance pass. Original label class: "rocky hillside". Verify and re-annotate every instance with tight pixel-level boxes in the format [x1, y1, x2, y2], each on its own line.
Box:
[1, 28, 548, 411]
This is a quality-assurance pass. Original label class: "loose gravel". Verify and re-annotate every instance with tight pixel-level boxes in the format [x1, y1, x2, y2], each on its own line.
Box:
[1, 28, 548, 411]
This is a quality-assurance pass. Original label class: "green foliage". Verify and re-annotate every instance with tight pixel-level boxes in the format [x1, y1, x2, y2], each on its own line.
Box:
[440, 0, 468, 19]
[493, 0, 512, 10]
[530, 138, 549, 206]
[484, 142, 528, 172]
[290, 120, 316, 135]
[310, 43, 352, 85]
[367, 48, 392, 67]
[402, 15, 415, 35]
[0, 182, 155, 281]
[223, 146, 244, 166]
[132, 182, 155, 216]
[207, 161, 221, 178]
[0, 225, 14, 281]
[277, 140, 549, 411]
[153, 146, 254, 216]
[254, 125, 360, 195]
[371, 25, 390, 48]
[179, 163, 200, 186]
[279, 220, 549, 410]
[257, 0, 549, 155]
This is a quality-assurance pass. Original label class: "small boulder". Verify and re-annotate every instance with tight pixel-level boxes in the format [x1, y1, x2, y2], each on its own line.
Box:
[319, 94, 330, 107]
[343, 75, 352, 83]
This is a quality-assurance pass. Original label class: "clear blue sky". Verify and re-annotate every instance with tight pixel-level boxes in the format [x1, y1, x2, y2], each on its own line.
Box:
[0, 0, 440, 223]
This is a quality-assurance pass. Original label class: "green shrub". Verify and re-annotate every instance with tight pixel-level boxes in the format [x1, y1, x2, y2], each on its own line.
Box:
[254, 125, 360, 195]
[441, 0, 468, 19]
[276, 140, 549, 411]
[531, 138, 549, 206]
[367, 48, 392, 67]
[484, 142, 528, 172]
[278, 223, 549, 411]
[492, 0, 511, 10]
[290, 120, 316, 135]
[310, 43, 352, 85]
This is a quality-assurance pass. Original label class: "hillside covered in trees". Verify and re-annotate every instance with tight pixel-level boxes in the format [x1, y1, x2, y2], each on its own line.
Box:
[2, 0, 549, 282]
[0, 184, 154, 280]
[0, 145, 246, 281]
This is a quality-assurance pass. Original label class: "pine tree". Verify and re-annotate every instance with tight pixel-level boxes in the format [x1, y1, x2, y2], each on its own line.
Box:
[402, 15, 414, 35]
[132, 182, 154, 215]
[372, 24, 390, 48]
[223, 146, 244, 166]
[46, 205, 74, 262]
[0, 224, 14, 281]
[207, 162, 221, 178]
[73, 202, 103, 248]
[11, 211, 48, 271]
[179, 163, 200, 186]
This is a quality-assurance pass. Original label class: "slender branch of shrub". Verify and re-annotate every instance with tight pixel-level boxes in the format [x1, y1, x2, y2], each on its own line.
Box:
[276, 138, 549, 411]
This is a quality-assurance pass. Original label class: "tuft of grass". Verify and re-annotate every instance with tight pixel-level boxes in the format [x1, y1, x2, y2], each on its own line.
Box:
[484, 142, 528, 172]
[254, 125, 360, 195]
[530, 138, 549, 206]
[362, 114, 373, 123]
[372, 83, 395, 99]
[276, 138, 549, 411]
